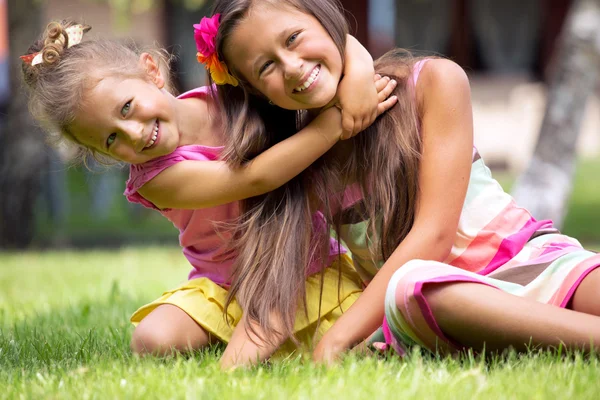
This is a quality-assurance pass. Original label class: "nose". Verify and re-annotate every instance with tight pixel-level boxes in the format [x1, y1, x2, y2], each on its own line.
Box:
[281, 52, 303, 81]
[122, 120, 144, 148]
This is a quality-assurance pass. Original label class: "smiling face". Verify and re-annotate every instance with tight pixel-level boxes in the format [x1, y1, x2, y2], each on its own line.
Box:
[69, 72, 179, 165]
[223, 4, 343, 110]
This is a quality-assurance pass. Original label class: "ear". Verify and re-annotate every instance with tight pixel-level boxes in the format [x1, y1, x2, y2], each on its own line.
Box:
[139, 52, 165, 89]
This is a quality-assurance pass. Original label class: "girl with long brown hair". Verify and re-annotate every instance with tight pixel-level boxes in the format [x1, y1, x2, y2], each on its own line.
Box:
[20, 19, 397, 364]
[207, 0, 600, 366]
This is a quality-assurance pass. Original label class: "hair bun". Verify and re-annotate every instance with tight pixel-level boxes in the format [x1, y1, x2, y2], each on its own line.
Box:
[39, 20, 91, 66]
[41, 21, 68, 65]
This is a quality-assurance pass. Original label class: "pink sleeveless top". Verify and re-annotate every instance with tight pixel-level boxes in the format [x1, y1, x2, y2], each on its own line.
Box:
[124, 86, 344, 286]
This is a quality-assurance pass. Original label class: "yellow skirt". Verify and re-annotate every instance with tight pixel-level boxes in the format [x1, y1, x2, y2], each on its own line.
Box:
[130, 254, 362, 356]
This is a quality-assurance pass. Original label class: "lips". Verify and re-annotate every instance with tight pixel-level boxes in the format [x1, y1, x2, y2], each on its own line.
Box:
[293, 65, 320, 93]
[144, 120, 159, 150]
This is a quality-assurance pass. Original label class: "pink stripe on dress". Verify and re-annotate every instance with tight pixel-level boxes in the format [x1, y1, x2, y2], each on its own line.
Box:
[448, 202, 541, 272]
[552, 254, 600, 307]
[413, 275, 492, 352]
[392, 262, 493, 351]
[491, 245, 581, 277]
[478, 218, 554, 275]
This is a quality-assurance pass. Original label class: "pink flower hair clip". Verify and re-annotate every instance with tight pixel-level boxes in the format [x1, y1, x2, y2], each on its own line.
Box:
[194, 14, 239, 87]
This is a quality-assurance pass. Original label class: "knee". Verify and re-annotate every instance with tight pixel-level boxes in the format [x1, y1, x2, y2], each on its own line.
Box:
[130, 304, 212, 356]
[389, 259, 441, 311]
[130, 323, 179, 356]
[571, 267, 600, 316]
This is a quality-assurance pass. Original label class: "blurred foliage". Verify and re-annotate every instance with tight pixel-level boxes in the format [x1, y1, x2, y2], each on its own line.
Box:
[29, 158, 600, 250]
[90, 0, 207, 12]
[85, 0, 208, 28]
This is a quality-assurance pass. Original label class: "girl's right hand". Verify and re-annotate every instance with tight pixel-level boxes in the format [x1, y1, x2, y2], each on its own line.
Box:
[339, 74, 397, 140]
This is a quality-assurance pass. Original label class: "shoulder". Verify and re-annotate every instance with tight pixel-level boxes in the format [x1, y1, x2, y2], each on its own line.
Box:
[129, 146, 221, 193]
[177, 85, 216, 100]
[416, 59, 471, 111]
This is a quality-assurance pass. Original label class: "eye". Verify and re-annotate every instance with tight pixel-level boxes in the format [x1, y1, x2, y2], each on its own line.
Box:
[259, 60, 273, 75]
[106, 133, 117, 148]
[121, 101, 131, 117]
[286, 32, 300, 46]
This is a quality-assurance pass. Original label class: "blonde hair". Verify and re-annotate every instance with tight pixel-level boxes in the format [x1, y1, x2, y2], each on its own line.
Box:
[22, 20, 174, 166]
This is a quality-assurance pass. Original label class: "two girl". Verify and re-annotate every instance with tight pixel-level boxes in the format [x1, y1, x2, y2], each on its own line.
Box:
[207, 0, 600, 364]
[21, 20, 397, 365]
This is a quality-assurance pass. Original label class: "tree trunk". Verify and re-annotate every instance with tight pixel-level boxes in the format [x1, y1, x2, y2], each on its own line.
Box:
[511, 0, 600, 229]
[0, 0, 46, 248]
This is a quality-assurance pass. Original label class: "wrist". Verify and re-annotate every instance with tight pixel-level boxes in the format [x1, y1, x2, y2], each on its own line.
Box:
[316, 107, 343, 141]
[322, 324, 351, 350]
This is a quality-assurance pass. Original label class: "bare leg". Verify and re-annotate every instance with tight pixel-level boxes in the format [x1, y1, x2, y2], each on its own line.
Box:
[570, 268, 600, 316]
[425, 282, 600, 352]
[131, 304, 215, 356]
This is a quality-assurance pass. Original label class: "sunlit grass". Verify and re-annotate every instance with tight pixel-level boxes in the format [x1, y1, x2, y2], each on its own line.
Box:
[2, 248, 600, 399]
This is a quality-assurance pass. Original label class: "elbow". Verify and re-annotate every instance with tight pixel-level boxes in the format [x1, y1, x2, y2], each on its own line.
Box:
[427, 229, 455, 262]
[250, 176, 279, 195]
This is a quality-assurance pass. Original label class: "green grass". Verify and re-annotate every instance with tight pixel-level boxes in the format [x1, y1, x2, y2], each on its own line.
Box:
[561, 157, 600, 243]
[2, 248, 600, 399]
[4, 158, 599, 398]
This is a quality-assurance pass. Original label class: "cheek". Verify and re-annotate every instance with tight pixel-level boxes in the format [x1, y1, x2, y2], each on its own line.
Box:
[113, 144, 134, 160]
[326, 49, 343, 78]
[262, 77, 285, 98]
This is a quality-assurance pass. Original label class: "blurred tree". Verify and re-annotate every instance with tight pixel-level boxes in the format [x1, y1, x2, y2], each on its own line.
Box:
[511, 0, 600, 229]
[0, 0, 46, 248]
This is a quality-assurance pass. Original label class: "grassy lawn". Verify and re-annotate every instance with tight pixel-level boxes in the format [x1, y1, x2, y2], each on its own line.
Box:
[2, 158, 599, 398]
[1, 248, 600, 399]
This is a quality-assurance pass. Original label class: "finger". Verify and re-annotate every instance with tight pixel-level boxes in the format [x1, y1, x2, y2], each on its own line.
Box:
[341, 112, 354, 140]
[363, 110, 378, 130]
[377, 95, 398, 116]
[364, 112, 376, 131]
[349, 117, 360, 138]
[378, 79, 397, 102]
[373, 73, 382, 82]
[374, 75, 391, 93]
[349, 119, 364, 138]
[355, 111, 378, 136]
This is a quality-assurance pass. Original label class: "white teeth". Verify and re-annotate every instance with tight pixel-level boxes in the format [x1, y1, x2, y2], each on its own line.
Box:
[295, 65, 320, 92]
[145, 122, 159, 149]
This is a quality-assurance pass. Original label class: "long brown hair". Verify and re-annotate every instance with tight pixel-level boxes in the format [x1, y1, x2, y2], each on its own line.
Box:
[212, 0, 422, 345]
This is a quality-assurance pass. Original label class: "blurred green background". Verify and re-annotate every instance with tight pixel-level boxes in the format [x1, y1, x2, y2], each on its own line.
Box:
[2, 0, 599, 250]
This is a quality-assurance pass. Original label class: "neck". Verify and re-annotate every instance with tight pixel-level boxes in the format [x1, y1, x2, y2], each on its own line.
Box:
[172, 91, 223, 147]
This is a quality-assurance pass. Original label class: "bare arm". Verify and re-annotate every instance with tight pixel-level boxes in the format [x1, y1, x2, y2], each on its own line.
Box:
[313, 59, 474, 362]
[138, 106, 341, 209]
[138, 78, 397, 210]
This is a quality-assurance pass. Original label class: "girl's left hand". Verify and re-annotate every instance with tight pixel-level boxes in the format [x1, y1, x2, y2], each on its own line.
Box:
[313, 332, 348, 365]
[338, 74, 393, 140]
[337, 70, 377, 139]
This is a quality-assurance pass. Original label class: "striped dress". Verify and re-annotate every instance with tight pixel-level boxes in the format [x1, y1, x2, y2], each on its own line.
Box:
[339, 60, 600, 355]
